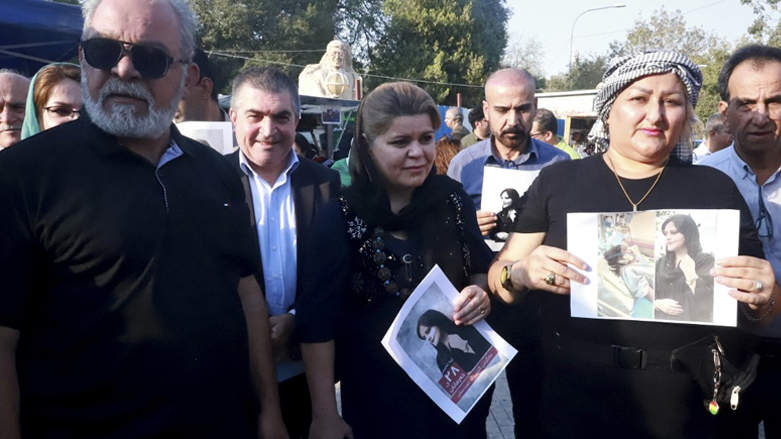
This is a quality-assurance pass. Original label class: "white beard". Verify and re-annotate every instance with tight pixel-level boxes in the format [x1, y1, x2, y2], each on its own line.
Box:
[81, 63, 186, 139]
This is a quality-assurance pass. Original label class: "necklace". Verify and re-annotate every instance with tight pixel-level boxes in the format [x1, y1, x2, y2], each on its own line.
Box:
[606, 155, 667, 212]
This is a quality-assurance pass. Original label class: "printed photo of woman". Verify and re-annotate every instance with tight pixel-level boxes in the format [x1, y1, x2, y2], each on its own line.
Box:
[490, 188, 522, 242]
[417, 309, 491, 374]
[653, 214, 715, 322]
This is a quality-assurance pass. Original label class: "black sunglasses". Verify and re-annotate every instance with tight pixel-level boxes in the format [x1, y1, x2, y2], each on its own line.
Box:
[81, 38, 187, 79]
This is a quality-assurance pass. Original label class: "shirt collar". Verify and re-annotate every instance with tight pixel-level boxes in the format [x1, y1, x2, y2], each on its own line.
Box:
[486, 134, 539, 165]
[82, 116, 189, 163]
[727, 144, 757, 182]
[726, 143, 781, 186]
[157, 140, 183, 169]
[238, 148, 300, 180]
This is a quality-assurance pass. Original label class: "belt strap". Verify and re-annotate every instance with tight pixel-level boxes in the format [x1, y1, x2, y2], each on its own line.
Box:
[552, 331, 672, 370]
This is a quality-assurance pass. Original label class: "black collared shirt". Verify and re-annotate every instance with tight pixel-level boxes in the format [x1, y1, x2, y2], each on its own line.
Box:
[0, 117, 257, 438]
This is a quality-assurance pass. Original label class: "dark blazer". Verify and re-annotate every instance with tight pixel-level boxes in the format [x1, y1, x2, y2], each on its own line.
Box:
[227, 149, 340, 308]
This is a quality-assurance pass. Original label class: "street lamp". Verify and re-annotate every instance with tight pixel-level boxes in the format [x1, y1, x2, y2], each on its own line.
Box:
[569, 4, 626, 77]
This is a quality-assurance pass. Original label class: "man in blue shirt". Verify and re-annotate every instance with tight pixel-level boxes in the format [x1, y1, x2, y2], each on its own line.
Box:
[698, 44, 781, 438]
[447, 68, 569, 234]
[447, 68, 568, 439]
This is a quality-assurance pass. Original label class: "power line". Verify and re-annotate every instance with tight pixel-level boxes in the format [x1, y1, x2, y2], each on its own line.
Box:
[209, 51, 484, 89]
[575, 0, 731, 39]
[214, 49, 326, 54]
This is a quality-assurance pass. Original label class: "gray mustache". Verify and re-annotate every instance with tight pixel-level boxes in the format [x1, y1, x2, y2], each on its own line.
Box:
[99, 78, 153, 104]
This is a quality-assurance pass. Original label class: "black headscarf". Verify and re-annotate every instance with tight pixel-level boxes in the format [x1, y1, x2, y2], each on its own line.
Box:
[344, 85, 461, 232]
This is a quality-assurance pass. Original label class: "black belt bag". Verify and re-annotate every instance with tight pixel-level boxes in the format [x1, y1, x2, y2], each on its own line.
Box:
[670, 334, 760, 414]
[551, 332, 760, 414]
[551, 331, 672, 370]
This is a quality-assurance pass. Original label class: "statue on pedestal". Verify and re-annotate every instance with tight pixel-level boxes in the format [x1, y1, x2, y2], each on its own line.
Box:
[299, 40, 361, 100]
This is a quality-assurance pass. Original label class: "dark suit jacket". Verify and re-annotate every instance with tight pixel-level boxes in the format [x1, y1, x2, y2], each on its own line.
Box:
[228, 149, 340, 310]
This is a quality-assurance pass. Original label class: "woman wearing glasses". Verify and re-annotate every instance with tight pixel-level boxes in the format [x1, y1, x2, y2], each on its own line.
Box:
[489, 51, 779, 438]
[21, 63, 81, 139]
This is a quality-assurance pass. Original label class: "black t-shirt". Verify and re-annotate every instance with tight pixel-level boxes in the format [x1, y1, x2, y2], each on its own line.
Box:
[513, 154, 764, 438]
[515, 154, 763, 347]
[0, 118, 258, 438]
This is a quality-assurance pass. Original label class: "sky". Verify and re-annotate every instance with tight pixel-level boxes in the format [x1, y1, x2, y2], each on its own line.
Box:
[504, 0, 763, 76]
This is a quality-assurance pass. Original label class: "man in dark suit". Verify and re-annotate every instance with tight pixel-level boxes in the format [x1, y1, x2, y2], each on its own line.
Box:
[227, 66, 340, 439]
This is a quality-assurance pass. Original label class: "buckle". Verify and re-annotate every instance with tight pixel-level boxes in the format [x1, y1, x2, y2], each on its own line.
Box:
[612, 345, 646, 369]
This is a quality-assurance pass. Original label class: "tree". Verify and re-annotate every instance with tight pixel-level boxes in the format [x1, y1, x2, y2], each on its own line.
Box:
[190, 0, 340, 94]
[546, 53, 607, 92]
[366, 0, 509, 107]
[502, 33, 546, 89]
[691, 43, 733, 123]
[335, 0, 387, 64]
[608, 7, 724, 61]
[740, 0, 781, 45]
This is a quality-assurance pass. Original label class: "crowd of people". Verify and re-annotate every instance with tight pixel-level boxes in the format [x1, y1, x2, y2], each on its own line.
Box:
[0, 0, 779, 439]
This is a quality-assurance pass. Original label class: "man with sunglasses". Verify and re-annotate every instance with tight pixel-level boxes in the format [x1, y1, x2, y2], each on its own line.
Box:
[0, 0, 287, 438]
[699, 44, 781, 438]
[0, 70, 30, 150]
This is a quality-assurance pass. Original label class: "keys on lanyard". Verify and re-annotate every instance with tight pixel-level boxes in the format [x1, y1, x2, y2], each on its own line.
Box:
[708, 337, 725, 415]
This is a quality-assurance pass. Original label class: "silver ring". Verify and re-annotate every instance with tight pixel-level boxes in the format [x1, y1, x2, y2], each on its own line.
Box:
[756, 280, 763, 293]
[544, 272, 556, 286]
[480, 308, 486, 315]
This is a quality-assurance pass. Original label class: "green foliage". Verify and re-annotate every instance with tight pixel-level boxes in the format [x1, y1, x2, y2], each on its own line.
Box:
[366, 0, 509, 107]
[546, 54, 607, 91]
[191, 0, 339, 94]
[740, 0, 781, 45]
[335, 0, 386, 64]
[608, 7, 724, 61]
[691, 43, 732, 124]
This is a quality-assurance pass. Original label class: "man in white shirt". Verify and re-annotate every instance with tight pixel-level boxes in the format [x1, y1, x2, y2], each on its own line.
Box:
[692, 112, 732, 162]
[227, 66, 340, 439]
[0, 70, 29, 150]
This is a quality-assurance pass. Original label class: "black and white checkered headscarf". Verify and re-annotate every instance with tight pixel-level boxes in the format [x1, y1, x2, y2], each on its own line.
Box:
[588, 50, 703, 162]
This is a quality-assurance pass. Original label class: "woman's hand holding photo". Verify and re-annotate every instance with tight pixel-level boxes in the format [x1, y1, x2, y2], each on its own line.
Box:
[513, 245, 589, 295]
[714, 256, 777, 310]
[453, 285, 490, 326]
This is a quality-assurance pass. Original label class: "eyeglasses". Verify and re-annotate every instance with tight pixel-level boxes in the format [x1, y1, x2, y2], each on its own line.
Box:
[530, 132, 544, 139]
[756, 186, 774, 239]
[44, 106, 80, 119]
[81, 38, 187, 79]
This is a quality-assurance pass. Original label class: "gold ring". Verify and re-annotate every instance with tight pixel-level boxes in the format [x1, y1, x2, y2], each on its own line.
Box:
[544, 272, 556, 286]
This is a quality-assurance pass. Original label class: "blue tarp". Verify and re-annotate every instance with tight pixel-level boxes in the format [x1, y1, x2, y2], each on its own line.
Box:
[0, 0, 83, 75]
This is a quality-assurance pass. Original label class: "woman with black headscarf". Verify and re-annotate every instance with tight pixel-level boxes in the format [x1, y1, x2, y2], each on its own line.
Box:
[654, 214, 715, 322]
[417, 309, 491, 373]
[488, 51, 779, 438]
[297, 82, 495, 439]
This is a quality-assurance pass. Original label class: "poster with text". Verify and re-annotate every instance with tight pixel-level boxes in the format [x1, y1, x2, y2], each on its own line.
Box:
[568, 209, 740, 326]
[480, 166, 540, 251]
[381, 265, 517, 423]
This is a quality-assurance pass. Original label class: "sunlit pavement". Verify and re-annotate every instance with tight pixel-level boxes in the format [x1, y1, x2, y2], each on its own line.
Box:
[487, 371, 514, 438]
[334, 371, 515, 438]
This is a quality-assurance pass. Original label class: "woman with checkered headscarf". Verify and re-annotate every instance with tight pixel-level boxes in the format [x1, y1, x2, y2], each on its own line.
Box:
[487, 50, 777, 438]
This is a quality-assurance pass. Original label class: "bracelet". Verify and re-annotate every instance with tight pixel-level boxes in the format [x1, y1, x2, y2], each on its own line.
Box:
[740, 293, 775, 322]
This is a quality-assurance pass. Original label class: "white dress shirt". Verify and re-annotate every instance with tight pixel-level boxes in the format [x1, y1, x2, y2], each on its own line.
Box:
[239, 150, 300, 316]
